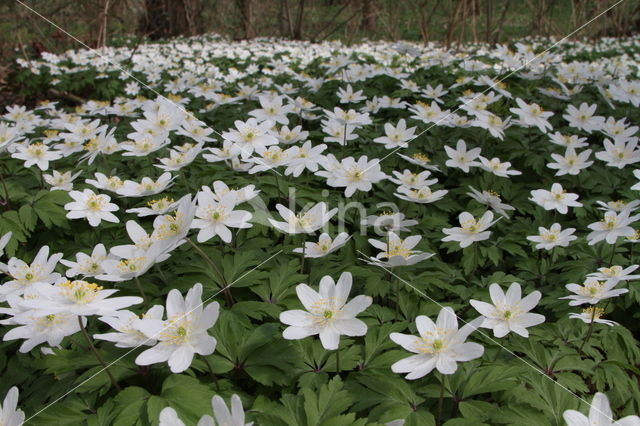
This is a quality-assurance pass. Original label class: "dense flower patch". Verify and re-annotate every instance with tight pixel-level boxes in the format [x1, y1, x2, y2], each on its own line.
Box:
[1, 34, 640, 425]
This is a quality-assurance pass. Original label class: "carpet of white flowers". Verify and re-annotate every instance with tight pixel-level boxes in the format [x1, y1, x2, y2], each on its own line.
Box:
[1, 34, 640, 425]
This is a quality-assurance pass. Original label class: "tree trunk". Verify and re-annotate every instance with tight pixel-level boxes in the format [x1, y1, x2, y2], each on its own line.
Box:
[360, 0, 377, 33]
[139, 0, 199, 39]
[235, 0, 255, 39]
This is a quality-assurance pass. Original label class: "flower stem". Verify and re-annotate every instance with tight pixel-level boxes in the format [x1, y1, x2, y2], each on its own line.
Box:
[437, 373, 447, 426]
[0, 165, 10, 209]
[335, 345, 340, 372]
[609, 240, 618, 265]
[273, 173, 285, 201]
[78, 317, 121, 391]
[201, 354, 217, 387]
[181, 171, 194, 194]
[134, 276, 146, 302]
[578, 306, 597, 353]
[300, 233, 307, 274]
[342, 123, 347, 156]
[186, 238, 233, 306]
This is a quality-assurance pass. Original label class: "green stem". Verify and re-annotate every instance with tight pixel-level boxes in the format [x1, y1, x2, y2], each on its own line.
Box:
[0, 165, 10, 209]
[201, 355, 217, 387]
[394, 274, 400, 320]
[578, 306, 597, 353]
[181, 171, 194, 194]
[78, 317, 121, 391]
[273, 173, 285, 201]
[609, 240, 618, 265]
[300, 233, 307, 274]
[492, 346, 502, 362]
[186, 238, 233, 306]
[155, 264, 167, 284]
[134, 276, 146, 302]
[437, 373, 446, 426]
[335, 345, 340, 372]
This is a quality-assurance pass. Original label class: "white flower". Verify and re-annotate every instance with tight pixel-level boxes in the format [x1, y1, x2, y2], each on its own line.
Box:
[94, 305, 164, 348]
[587, 265, 640, 283]
[98, 241, 171, 282]
[547, 147, 593, 176]
[478, 156, 522, 177]
[1, 245, 62, 301]
[561, 277, 628, 306]
[470, 283, 545, 338]
[568, 307, 618, 326]
[192, 188, 252, 243]
[275, 125, 308, 145]
[529, 183, 582, 214]
[389, 170, 437, 189]
[373, 119, 417, 149]
[472, 113, 511, 140]
[249, 95, 294, 125]
[3, 295, 83, 353]
[390, 307, 484, 379]
[156, 143, 205, 172]
[444, 139, 482, 173]
[135, 283, 220, 373]
[43, 170, 82, 191]
[202, 140, 241, 163]
[442, 211, 498, 248]
[159, 407, 187, 426]
[337, 84, 367, 104]
[0, 387, 25, 426]
[361, 213, 418, 234]
[64, 189, 119, 227]
[595, 138, 640, 169]
[596, 200, 640, 213]
[284, 141, 327, 177]
[207, 394, 253, 426]
[85, 172, 125, 193]
[117, 172, 175, 197]
[293, 232, 350, 258]
[11, 142, 62, 170]
[366, 232, 434, 267]
[318, 155, 387, 197]
[509, 98, 553, 133]
[526, 223, 577, 250]
[60, 243, 112, 278]
[0, 231, 12, 272]
[397, 152, 440, 172]
[209, 181, 260, 205]
[587, 210, 640, 245]
[222, 118, 278, 159]
[268, 202, 337, 234]
[562, 103, 605, 133]
[247, 145, 290, 174]
[151, 195, 197, 250]
[466, 187, 515, 218]
[394, 185, 448, 204]
[280, 272, 372, 350]
[324, 107, 371, 126]
[548, 132, 588, 149]
[22, 279, 143, 317]
[633, 169, 640, 191]
[563, 392, 639, 425]
[126, 197, 179, 218]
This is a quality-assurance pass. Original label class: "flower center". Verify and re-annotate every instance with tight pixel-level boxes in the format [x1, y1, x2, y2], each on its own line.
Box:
[59, 280, 103, 304]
